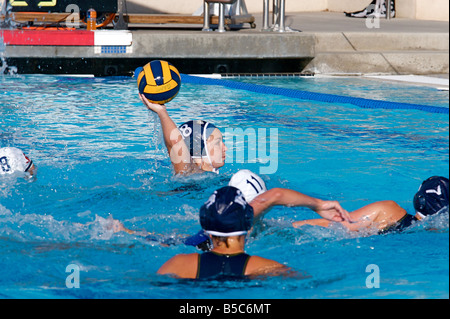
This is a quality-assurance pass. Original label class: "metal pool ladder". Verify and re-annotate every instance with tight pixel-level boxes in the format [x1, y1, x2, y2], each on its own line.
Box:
[203, 0, 255, 32]
[263, 0, 297, 32]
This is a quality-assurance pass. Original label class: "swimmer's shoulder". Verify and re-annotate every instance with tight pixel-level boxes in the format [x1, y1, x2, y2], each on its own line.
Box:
[244, 255, 288, 277]
[158, 253, 200, 278]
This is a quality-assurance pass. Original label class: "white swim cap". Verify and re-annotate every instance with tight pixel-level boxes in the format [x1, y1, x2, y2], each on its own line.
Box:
[228, 169, 267, 202]
[0, 147, 33, 175]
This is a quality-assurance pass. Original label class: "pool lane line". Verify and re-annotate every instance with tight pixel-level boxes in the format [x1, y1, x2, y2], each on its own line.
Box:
[181, 74, 449, 115]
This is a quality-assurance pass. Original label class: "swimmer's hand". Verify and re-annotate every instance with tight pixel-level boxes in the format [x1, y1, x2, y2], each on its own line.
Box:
[315, 200, 354, 223]
[103, 218, 133, 234]
[139, 93, 166, 114]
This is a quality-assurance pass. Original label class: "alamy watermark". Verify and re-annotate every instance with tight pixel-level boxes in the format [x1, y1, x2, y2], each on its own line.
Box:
[225, 127, 278, 175]
[363, 1, 389, 29]
[65, 4, 80, 28]
[65, 263, 80, 288]
[365, 264, 380, 288]
[365, 15, 381, 29]
[168, 126, 279, 175]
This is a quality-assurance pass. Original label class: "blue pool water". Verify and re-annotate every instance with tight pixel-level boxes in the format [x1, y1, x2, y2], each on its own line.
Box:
[0, 74, 448, 299]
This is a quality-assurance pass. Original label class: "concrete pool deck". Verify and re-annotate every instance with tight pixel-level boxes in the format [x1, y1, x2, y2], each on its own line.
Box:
[1, 11, 449, 78]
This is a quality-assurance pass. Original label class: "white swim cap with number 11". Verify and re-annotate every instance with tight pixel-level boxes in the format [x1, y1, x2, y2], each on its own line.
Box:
[229, 169, 267, 203]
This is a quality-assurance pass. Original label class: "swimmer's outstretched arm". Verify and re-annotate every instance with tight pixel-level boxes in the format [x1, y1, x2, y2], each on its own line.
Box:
[139, 94, 195, 174]
[292, 216, 369, 230]
[293, 200, 406, 231]
[250, 188, 352, 223]
[103, 218, 151, 236]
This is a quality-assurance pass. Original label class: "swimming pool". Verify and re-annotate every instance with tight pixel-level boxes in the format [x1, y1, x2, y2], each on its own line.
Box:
[0, 73, 448, 299]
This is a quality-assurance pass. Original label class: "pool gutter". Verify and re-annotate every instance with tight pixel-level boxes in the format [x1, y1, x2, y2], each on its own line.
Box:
[1, 13, 448, 77]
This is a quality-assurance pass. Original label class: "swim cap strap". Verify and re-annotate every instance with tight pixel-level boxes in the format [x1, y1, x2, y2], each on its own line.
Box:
[416, 212, 427, 220]
[178, 120, 219, 174]
[202, 122, 219, 174]
[205, 230, 248, 237]
[24, 157, 33, 172]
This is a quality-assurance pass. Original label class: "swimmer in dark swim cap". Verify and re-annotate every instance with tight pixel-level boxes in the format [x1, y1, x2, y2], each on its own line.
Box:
[177, 120, 225, 174]
[182, 170, 351, 251]
[157, 186, 294, 279]
[139, 94, 227, 175]
[105, 169, 352, 252]
[293, 176, 449, 234]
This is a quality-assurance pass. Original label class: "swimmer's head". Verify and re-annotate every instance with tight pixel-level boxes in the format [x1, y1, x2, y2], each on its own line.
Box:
[133, 67, 143, 78]
[0, 147, 35, 176]
[229, 169, 267, 203]
[200, 186, 254, 237]
[178, 120, 226, 173]
[413, 176, 449, 218]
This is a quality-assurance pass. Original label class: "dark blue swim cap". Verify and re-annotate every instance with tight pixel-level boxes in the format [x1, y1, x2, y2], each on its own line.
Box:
[178, 120, 217, 159]
[200, 186, 254, 237]
[413, 176, 449, 217]
[133, 67, 143, 79]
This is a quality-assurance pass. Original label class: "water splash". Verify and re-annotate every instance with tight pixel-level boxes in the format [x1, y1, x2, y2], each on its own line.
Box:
[0, 0, 16, 28]
[1, 0, 17, 75]
[0, 204, 129, 243]
[0, 33, 6, 74]
[1, 40, 18, 75]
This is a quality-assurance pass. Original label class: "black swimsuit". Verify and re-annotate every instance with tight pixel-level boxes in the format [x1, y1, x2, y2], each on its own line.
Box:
[380, 214, 418, 234]
[196, 251, 251, 280]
